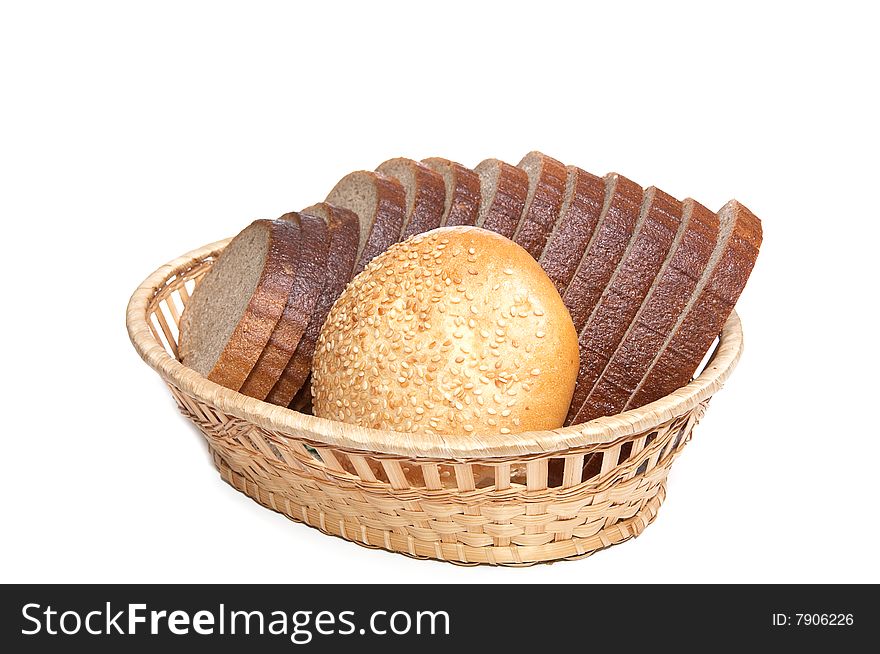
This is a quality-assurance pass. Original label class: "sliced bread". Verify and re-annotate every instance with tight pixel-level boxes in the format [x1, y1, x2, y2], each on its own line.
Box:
[578, 198, 719, 420]
[179, 219, 299, 390]
[562, 173, 644, 332]
[421, 157, 481, 227]
[239, 212, 328, 400]
[376, 158, 445, 239]
[538, 166, 607, 295]
[267, 202, 360, 407]
[565, 187, 682, 424]
[474, 158, 529, 239]
[513, 151, 568, 258]
[325, 171, 406, 274]
[624, 200, 762, 410]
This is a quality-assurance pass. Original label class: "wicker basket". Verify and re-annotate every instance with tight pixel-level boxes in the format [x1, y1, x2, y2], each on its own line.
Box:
[126, 238, 743, 566]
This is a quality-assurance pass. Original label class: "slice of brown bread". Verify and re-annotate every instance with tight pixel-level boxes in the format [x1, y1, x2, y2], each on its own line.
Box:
[474, 158, 529, 239]
[624, 199, 762, 410]
[325, 171, 406, 274]
[239, 212, 328, 400]
[513, 151, 568, 259]
[538, 166, 607, 295]
[421, 157, 481, 226]
[565, 187, 682, 425]
[561, 173, 644, 332]
[267, 202, 360, 407]
[376, 158, 445, 239]
[577, 198, 720, 420]
[179, 219, 299, 390]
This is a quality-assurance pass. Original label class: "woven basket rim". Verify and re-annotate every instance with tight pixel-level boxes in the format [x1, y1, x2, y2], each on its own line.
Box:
[126, 237, 744, 459]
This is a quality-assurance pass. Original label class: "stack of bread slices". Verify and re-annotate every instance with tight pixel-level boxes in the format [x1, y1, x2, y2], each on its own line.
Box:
[179, 152, 762, 425]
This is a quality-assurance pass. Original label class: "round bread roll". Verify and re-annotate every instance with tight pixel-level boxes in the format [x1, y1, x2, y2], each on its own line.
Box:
[312, 226, 578, 437]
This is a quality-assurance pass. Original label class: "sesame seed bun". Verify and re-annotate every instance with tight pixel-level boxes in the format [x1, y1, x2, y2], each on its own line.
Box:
[312, 226, 579, 437]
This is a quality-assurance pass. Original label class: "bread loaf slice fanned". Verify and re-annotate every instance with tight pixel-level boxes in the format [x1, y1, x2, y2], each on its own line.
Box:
[376, 158, 445, 239]
[562, 173, 644, 332]
[267, 202, 360, 407]
[239, 212, 328, 400]
[325, 171, 406, 274]
[624, 199, 762, 410]
[538, 166, 606, 295]
[421, 157, 481, 227]
[179, 219, 299, 390]
[474, 158, 529, 238]
[565, 187, 682, 424]
[513, 151, 568, 259]
[578, 198, 720, 420]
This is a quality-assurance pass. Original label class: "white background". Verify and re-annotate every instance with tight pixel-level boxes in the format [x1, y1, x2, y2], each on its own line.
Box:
[1, 1, 877, 584]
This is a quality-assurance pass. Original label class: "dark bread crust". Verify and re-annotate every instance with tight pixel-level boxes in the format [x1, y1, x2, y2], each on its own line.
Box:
[539, 166, 605, 294]
[197, 219, 299, 390]
[378, 158, 445, 239]
[625, 200, 762, 409]
[562, 173, 644, 332]
[476, 159, 528, 238]
[239, 213, 327, 399]
[267, 203, 360, 407]
[357, 172, 406, 273]
[565, 188, 684, 424]
[581, 199, 720, 420]
[514, 152, 568, 259]
[421, 157, 481, 227]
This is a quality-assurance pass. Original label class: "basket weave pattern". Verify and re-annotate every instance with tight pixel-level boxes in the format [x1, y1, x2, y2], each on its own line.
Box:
[127, 240, 742, 566]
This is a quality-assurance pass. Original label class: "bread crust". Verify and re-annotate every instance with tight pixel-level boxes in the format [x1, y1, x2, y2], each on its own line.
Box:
[422, 157, 481, 227]
[580, 198, 720, 420]
[239, 212, 327, 399]
[514, 152, 568, 258]
[267, 203, 359, 407]
[378, 158, 445, 239]
[562, 173, 643, 332]
[475, 159, 528, 238]
[196, 219, 300, 390]
[356, 172, 406, 273]
[539, 166, 606, 295]
[625, 200, 762, 409]
[565, 188, 683, 423]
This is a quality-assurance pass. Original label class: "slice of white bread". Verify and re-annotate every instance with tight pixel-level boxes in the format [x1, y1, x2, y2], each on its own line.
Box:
[513, 151, 568, 259]
[565, 187, 684, 424]
[562, 173, 644, 333]
[179, 219, 299, 390]
[538, 166, 607, 295]
[579, 198, 720, 420]
[325, 171, 406, 274]
[239, 212, 328, 400]
[421, 157, 481, 227]
[623, 199, 762, 410]
[474, 158, 529, 238]
[267, 202, 360, 407]
[376, 158, 445, 239]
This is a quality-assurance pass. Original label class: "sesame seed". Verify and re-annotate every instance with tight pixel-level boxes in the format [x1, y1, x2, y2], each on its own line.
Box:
[500, 427, 511, 434]
[536, 331, 546, 338]
[531, 368, 541, 375]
